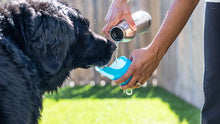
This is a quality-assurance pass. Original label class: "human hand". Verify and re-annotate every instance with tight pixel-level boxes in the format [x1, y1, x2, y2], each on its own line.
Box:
[102, 0, 137, 38]
[114, 45, 162, 90]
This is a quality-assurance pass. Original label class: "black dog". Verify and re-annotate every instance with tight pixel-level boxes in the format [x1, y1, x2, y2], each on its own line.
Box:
[0, 1, 116, 124]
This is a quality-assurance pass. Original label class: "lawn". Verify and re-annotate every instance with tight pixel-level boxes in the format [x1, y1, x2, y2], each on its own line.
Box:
[39, 85, 200, 124]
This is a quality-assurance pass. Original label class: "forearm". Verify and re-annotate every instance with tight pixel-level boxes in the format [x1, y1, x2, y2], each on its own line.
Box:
[150, 0, 200, 59]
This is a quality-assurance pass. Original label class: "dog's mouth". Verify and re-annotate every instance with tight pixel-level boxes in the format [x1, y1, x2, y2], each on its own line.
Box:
[99, 43, 118, 68]
[95, 52, 117, 68]
[87, 65, 95, 67]
[84, 58, 111, 68]
[98, 62, 110, 68]
[95, 59, 111, 67]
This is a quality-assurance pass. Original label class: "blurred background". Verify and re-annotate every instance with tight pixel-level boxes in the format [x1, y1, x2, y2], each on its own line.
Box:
[0, 0, 205, 123]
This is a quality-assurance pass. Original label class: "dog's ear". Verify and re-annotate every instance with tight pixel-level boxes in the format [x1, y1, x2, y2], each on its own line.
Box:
[27, 13, 75, 75]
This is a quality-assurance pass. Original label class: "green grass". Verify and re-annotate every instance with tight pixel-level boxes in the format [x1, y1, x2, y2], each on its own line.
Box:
[39, 85, 200, 124]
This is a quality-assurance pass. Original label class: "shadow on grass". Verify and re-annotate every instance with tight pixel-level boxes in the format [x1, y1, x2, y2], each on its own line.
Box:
[44, 85, 200, 124]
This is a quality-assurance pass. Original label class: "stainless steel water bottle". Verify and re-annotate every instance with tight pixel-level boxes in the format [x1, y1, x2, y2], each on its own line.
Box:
[110, 11, 151, 42]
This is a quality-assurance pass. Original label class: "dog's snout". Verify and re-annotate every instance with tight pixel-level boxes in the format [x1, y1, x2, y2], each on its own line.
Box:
[91, 31, 117, 52]
[108, 40, 117, 51]
[111, 43, 117, 51]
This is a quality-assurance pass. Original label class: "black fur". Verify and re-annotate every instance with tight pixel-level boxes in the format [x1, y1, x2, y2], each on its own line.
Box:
[0, 1, 116, 124]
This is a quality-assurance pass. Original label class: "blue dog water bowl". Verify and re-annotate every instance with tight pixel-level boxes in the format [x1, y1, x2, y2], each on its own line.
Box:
[95, 56, 132, 86]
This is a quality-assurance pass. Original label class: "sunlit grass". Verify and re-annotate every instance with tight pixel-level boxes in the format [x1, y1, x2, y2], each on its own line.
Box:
[39, 85, 200, 124]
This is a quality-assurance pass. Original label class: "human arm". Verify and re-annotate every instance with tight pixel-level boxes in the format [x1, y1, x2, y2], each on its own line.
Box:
[114, 0, 200, 89]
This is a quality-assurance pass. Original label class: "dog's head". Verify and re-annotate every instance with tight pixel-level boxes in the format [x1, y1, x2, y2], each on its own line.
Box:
[5, 1, 116, 75]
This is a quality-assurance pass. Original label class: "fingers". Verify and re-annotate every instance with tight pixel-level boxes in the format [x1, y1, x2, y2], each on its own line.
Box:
[103, 0, 135, 39]
[125, 14, 137, 31]
[103, 16, 136, 38]
[103, 12, 136, 38]
[102, 17, 120, 38]
[102, 22, 115, 38]
[120, 75, 138, 90]
[114, 65, 135, 85]
[116, 64, 151, 90]
[133, 77, 147, 88]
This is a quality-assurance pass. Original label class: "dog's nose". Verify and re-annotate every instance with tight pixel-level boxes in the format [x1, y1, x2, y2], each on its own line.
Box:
[108, 40, 117, 51]
[111, 44, 117, 51]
